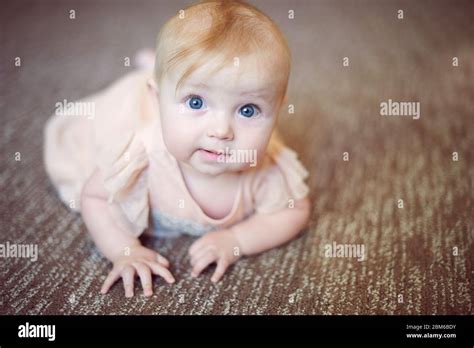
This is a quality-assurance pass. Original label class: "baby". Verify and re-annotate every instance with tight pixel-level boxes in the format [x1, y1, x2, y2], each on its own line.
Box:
[44, 0, 311, 297]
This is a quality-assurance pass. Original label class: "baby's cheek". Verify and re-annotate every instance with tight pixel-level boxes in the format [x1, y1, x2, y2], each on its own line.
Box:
[161, 117, 195, 161]
[236, 127, 272, 158]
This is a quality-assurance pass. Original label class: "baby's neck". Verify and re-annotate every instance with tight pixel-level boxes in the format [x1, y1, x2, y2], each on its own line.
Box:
[177, 161, 241, 219]
[178, 162, 239, 187]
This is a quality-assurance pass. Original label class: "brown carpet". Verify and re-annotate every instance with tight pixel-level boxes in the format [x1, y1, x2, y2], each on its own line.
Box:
[1, 0, 473, 315]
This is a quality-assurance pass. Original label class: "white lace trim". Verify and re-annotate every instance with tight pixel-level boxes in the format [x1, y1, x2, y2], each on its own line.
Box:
[150, 209, 217, 238]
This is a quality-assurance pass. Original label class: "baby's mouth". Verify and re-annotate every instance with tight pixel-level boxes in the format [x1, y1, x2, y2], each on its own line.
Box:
[201, 148, 223, 155]
[197, 148, 226, 161]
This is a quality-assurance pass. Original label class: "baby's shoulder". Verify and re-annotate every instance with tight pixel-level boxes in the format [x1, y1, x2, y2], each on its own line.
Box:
[245, 139, 309, 196]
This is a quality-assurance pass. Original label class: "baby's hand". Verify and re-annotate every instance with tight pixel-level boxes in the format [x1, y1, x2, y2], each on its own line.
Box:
[100, 244, 175, 297]
[188, 229, 242, 283]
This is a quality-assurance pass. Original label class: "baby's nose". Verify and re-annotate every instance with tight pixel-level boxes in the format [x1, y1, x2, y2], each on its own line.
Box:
[207, 112, 234, 140]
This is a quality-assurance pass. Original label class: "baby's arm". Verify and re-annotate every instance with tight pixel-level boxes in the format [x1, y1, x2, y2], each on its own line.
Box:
[232, 197, 311, 255]
[81, 169, 175, 297]
[188, 197, 311, 282]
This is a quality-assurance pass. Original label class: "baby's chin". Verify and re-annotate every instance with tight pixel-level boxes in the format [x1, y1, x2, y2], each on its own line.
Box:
[190, 161, 247, 176]
[187, 154, 252, 177]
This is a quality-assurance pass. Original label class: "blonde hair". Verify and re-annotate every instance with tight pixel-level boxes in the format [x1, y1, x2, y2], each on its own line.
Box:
[154, 0, 291, 100]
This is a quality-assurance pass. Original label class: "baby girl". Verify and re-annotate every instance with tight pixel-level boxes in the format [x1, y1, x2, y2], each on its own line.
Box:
[44, 0, 310, 297]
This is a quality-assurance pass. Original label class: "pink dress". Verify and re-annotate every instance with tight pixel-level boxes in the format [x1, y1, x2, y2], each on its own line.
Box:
[43, 70, 310, 238]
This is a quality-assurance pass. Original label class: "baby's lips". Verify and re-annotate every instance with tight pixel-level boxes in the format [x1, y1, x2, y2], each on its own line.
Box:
[199, 147, 227, 155]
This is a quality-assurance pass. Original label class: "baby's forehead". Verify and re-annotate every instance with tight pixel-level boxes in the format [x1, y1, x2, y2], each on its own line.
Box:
[172, 59, 281, 98]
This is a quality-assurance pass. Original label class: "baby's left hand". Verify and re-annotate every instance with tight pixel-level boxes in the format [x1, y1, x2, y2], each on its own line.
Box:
[188, 229, 242, 283]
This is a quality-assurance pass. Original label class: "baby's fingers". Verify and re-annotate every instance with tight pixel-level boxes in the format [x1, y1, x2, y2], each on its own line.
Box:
[191, 251, 217, 278]
[144, 260, 175, 284]
[101, 268, 121, 294]
[122, 265, 135, 298]
[190, 245, 214, 267]
[211, 259, 229, 283]
[188, 237, 206, 256]
[133, 262, 153, 297]
[155, 254, 170, 268]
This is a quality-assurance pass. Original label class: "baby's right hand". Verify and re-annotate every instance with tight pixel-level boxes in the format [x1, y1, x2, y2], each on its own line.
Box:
[100, 244, 175, 297]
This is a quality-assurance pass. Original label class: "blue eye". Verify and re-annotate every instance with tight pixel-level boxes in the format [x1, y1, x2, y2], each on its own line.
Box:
[239, 104, 257, 118]
[187, 96, 204, 109]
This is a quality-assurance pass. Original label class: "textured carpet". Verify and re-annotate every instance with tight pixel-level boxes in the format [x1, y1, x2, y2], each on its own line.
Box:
[1, 0, 473, 315]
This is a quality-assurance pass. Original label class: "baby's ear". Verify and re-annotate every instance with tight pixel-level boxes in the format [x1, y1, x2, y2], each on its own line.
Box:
[147, 78, 159, 96]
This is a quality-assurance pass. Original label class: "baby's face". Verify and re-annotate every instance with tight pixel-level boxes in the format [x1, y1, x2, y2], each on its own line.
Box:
[156, 58, 284, 176]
